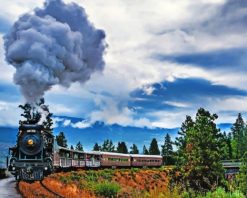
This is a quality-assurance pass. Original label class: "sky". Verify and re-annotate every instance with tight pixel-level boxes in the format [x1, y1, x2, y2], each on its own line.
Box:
[0, 0, 247, 130]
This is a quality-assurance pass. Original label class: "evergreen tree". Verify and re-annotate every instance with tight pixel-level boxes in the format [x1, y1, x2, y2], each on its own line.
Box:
[43, 111, 53, 132]
[19, 98, 53, 132]
[161, 133, 174, 165]
[227, 132, 233, 159]
[56, 132, 68, 148]
[143, 145, 149, 155]
[19, 103, 41, 124]
[130, 144, 139, 154]
[70, 145, 74, 150]
[179, 108, 225, 192]
[238, 151, 247, 196]
[101, 139, 115, 152]
[76, 141, 83, 151]
[220, 132, 231, 160]
[93, 143, 101, 151]
[149, 138, 160, 155]
[231, 113, 245, 159]
[175, 115, 194, 165]
[116, 142, 128, 153]
[19, 103, 32, 122]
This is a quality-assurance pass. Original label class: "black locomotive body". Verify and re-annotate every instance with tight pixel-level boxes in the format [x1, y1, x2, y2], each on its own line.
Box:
[7, 124, 54, 181]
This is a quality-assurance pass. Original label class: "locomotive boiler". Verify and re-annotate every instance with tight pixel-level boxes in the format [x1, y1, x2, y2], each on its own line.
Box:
[7, 123, 54, 181]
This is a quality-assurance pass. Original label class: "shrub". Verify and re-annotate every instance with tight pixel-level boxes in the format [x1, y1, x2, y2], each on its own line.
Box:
[95, 182, 120, 198]
[202, 187, 245, 198]
[59, 176, 71, 184]
[85, 171, 98, 182]
[0, 169, 6, 179]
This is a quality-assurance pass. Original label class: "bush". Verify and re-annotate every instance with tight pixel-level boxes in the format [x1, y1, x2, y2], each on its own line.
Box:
[0, 169, 6, 179]
[203, 187, 245, 198]
[95, 182, 120, 198]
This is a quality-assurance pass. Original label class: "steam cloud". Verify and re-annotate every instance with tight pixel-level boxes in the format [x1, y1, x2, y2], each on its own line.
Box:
[4, 0, 106, 103]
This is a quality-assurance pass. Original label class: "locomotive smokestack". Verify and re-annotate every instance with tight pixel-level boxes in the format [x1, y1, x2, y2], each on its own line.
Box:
[4, 0, 106, 103]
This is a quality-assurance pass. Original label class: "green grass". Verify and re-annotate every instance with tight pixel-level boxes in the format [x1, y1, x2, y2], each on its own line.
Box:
[94, 182, 120, 198]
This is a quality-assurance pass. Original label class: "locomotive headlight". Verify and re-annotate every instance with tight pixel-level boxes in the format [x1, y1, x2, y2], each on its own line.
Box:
[44, 167, 48, 171]
[27, 139, 34, 146]
[12, 167, 15, 171]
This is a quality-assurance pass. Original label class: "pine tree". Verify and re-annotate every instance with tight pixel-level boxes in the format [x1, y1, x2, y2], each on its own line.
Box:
[220, 132, 231, 160]
[143, 145, 149, 155]
[149, 138, 160, 155]
[161, 133, 174, 165]
[101, 139, 115, 152]
[238, 151, 247, 196]
[231, 113, 245, 159]
[19, 103, 32, 122]
[116, 142, 128, 153]
[56, 132, 68, 148]
[93, 143, 101, 151]
[70, 145, 74, 150]
[76, 141, 83, 151]
[227, 132, 233, 159]
[19, 98, 53, 132]
[179, 108, 225, 191]
[19, 103, 41, 124]
[130, 144, 139, 154]
[175, 115, 194, 165]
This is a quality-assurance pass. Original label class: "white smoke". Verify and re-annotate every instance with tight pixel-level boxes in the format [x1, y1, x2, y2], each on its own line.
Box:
[4, 0, 106, 103]
[38, 104, 50, 125]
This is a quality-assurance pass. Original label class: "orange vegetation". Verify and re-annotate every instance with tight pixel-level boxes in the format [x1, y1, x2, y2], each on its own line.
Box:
[19, 168, 171, 198]
[19, 181, 56, 198]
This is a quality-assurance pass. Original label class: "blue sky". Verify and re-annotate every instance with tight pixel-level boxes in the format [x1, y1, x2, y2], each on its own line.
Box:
[0, 0, 247, 130]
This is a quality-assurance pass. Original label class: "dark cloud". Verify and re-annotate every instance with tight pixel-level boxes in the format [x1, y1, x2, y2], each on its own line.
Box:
[129, 78, 247, 112]
[205, 0, 247, 33]
[152, 0, 247, 70]
[155, 48, 247, 68]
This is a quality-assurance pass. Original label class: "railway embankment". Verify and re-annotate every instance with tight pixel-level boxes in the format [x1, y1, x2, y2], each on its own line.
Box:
[18, 167, 172, 198]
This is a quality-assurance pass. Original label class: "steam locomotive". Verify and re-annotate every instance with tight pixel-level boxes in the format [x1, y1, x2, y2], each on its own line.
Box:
[7, 124, 54, 180]
[7, 123, 162, 181]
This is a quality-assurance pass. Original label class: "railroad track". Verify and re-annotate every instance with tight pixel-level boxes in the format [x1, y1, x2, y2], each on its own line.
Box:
[40, 180, 65, 198]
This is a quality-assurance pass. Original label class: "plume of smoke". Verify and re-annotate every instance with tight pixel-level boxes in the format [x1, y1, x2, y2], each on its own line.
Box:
[4, 0, 106, 103]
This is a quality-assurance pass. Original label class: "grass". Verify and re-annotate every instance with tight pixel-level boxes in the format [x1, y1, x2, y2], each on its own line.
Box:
[94, 182, 120, 198]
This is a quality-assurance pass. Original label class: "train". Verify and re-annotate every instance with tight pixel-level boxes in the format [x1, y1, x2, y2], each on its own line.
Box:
[7, 123, 163, 181]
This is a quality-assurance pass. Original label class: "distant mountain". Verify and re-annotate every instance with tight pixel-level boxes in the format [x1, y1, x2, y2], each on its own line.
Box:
[53, 121, 179, 151]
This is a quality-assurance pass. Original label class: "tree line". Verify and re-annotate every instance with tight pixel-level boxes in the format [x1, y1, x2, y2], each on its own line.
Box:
[56, 111, 247, 163]
[55, 133, 162, 155]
